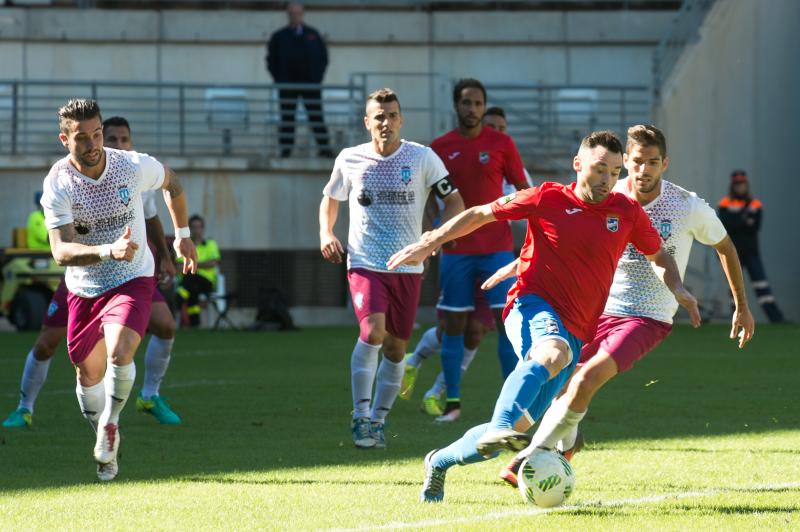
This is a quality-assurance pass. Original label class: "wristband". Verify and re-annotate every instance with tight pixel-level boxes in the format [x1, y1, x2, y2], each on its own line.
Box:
[99, 244, 112, 260]
[176, 227, 190, 239]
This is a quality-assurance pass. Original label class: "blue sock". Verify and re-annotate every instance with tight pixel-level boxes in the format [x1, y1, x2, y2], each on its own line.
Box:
[496, 330, 518, 379]
[489, 359, 551, 429]
[431, 423, 499, 470]
[440, 334, 464, 400]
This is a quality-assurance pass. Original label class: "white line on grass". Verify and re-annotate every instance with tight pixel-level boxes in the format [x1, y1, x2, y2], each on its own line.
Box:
[328, 481, 800, 531]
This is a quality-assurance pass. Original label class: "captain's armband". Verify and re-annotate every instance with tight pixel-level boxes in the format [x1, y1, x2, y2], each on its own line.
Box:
[432, 177, 456, 199]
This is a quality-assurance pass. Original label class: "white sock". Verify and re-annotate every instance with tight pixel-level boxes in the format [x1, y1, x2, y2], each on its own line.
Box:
[18, 350, 52, 413]
[407, 327, 441, 368]
[76, 378, 106, 431]
[461, 346, 478, 371]
[351, 339, 380, 420]
[370, 357, 405, 424]
[99, 362, 136, 426]
[427, 347, 478, 398]
[558, 424, 580, 453]
[518, 397, 585, 459]
[141, 336, 174, 399]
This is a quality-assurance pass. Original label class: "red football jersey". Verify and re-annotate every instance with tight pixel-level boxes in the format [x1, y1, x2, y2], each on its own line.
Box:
[431, 127, 527, 254]
[491, 182, 662, 342]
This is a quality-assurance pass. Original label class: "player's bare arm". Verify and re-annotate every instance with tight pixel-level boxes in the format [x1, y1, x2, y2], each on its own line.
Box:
[481, 258, 520, 290]
[160, 165, 198, 274]
[319, 195, 344, 263]
[713, 235, 755, 347]
[646, 248, 701, 327]
[439, 190, 465, 225]
[387, 203, 495, 270]
[49, 223, 138, 266]
[144, 215, 176, 283]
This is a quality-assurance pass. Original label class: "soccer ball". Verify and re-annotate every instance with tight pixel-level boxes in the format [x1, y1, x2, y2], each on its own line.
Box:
[517, 450, 576, 508]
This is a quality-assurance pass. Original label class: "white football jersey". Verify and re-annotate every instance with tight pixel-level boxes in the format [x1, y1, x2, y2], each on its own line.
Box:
[604, 178, 727, 324]
[323, 140, 450, 273]
[41, 148, 165, 298]
[142, 189, 159, 219]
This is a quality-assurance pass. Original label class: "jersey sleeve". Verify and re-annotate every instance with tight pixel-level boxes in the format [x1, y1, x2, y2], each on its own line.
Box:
[422, 148, 450, 188]
[501, 136, 527, 187]
[40, 175, 73, 229]
[142, 190, 159, 219]
[689, 195, 728, 246]
[491, 186, 541, 222]
[322, 154, 350, 201]
[136, 152, 166, 191]
[629, 203, 662, 255]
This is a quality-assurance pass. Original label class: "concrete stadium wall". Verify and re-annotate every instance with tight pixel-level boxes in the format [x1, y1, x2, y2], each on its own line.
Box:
[0, 8, 670, 145]
[654, 0, 800, 322]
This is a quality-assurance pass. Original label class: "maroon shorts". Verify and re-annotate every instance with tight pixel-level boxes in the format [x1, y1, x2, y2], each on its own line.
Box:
[45, 277, 165, 329]
[436, 285, 496, 330]
[347, 268, 423, 341]
[43, 280, 70, 329]
[66, 276, 155, 365]
[579, 314, 673, 373]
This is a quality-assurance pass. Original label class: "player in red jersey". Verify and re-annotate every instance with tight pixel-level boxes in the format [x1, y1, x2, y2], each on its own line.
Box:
[388, 131, 700, 503]
[428, 79, 529, 422]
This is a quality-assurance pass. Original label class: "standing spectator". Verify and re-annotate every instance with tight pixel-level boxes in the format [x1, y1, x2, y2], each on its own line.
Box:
[718, 170, 785, 323]
[177, 214, 221, 327]
[27, 192, 50, 250]
[266, 1, 333, 158]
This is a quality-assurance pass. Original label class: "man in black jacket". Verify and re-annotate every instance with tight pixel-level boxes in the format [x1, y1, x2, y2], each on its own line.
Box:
[266, 2, 333, 158]
[718, 170, 785, 322]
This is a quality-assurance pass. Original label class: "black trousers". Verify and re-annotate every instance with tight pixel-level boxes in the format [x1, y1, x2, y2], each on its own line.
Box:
[278, 88, 330, 154]
[732, 252, 785, 323]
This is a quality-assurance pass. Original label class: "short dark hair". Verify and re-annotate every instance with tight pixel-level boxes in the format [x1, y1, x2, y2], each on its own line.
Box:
[626, 124, 667, 158]
[366, 88, 401, 112]
[103, 116, 131, 133]
[58, 99, 102, 133]
[189, 214, 205, 227]
[484, 106, 506, 119]
[580, 130, 623, 154]
[452, 78, 487, 106]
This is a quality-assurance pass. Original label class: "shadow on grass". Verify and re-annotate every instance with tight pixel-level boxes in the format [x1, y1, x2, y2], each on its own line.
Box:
[0, 324, 798, 493]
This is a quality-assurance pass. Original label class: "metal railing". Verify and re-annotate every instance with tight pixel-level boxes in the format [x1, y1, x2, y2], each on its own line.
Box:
[484, 83, 652, 174]
[0, 78, 651, 170]
[0, 80, 365, 160]
[653, 0, 718, 100]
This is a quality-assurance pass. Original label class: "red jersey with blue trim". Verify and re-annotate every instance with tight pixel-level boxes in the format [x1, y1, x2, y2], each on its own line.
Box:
[491, 182, 662, 342]
[431, 127, 527, 255]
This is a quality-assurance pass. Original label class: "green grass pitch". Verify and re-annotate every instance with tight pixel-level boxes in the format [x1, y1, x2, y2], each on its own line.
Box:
[1, 324, 799, 529]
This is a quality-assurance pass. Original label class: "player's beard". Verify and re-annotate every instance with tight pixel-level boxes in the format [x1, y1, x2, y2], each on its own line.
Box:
[634, 174, 660, 194]
[77, 148, 103, 168]
[458, 114, 481, 130]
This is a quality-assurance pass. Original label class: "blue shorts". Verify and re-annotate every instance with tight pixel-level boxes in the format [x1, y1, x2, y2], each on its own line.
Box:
[504, 294, 583, 422]
[437, 251, 516, 311]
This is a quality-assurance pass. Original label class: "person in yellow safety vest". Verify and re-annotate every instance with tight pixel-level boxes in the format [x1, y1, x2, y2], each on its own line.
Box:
[27, 192, 50, 250]
[177, 214, 221, 327]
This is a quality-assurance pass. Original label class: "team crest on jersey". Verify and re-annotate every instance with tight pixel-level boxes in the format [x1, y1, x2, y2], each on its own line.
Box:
[498, 192, 516, 205]
[118, 186, 131, 206]
[606, 215, 619, 232]
[479, 152, 490, 164]
[400, 166, 412, 185]
[658, 219, 672, 240]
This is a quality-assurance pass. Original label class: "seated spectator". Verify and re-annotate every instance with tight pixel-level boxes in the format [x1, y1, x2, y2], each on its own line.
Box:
[177, 214, 221, 327]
